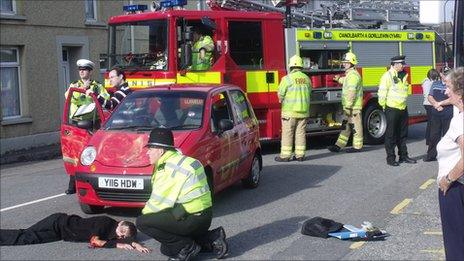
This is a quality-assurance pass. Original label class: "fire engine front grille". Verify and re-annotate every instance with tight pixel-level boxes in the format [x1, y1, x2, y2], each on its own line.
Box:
[95, 190, 150, 202]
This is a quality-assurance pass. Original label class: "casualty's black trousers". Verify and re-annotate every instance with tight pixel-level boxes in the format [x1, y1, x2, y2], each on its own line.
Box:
[0, 213, 65, 245]
[438, 182, 464, 261]
[426, 115, 451, 160]
[384, 106, 409, 161]
[136, 207, 213, 257]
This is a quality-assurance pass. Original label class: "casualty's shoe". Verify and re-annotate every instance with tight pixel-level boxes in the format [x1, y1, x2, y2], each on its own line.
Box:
[274, 156, 291, 162]
[211, 227, 228, 259]
[423, 157, 437, 162]
[168, 242, 201, 261]
[345, 148, 362, 153]
[398, 156, 417, 164]
[327, 145, 341, 153]
[387, 160, 399, 167]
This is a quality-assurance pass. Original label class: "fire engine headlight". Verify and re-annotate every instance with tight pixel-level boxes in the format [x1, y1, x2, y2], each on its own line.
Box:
[80, 146, 97, 166]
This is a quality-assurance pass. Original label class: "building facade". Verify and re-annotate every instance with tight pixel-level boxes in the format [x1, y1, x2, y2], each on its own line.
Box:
[0, 0, 126, 157]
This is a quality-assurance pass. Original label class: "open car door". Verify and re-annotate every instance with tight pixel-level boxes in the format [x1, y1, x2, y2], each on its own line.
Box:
[61, 88, 107, 176]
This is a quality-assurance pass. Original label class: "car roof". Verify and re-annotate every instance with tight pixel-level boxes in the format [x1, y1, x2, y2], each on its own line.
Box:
[137, 84, 241, 94]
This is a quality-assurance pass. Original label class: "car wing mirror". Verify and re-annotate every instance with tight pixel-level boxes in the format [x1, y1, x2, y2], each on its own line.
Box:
[77, 120, 93, 132]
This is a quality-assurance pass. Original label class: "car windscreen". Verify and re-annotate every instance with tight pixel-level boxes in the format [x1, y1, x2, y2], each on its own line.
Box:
[104, 91, 206, 131]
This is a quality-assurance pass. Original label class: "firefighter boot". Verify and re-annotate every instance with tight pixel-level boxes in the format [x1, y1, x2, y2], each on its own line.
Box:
[345, 148, 362, 153]
[328, 145, 341, 153]
[274, 156, 292, 162]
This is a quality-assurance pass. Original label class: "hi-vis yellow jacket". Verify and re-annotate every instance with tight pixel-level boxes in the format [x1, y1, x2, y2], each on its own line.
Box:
[142, 150, 212, 215]
[338, 68, 363, 110]
[278, 69, 312, 118]
[378, 68, 410, 110]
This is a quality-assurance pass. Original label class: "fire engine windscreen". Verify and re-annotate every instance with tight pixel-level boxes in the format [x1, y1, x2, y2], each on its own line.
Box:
[108, 20, 168, 70]
[104, 91, 206, 131]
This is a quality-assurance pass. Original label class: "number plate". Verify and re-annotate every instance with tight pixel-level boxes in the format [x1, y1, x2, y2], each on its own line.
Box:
[98, 177, 144, 190]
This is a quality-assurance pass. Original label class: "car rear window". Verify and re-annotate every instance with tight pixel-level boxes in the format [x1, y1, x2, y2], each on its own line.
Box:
[104, 91, 206, 131]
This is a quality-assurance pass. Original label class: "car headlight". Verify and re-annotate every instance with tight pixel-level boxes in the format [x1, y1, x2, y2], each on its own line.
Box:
[80, 146, 97, 166]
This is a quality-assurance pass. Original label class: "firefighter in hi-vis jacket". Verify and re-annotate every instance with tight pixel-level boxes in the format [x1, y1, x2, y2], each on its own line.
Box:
[275, 55, 312, 162]
[328, 52, 364, 153]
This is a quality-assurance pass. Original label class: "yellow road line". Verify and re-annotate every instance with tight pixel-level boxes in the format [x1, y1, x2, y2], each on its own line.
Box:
[423, 230, 442, 236]
[419, 179, 435, 190]
[390, 198, 412, 214]
[420, 248, 445, 254]
[349, 241, 366, 249]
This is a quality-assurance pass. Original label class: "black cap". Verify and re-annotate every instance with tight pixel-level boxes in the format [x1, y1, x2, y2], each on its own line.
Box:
[391, 55, 406, 64]
[301, 217, 344, 238]
[145, 128, 175, 149]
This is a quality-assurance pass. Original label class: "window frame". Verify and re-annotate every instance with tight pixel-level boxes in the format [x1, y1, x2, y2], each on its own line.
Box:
[1, 47, 22, 119]
[0, 0, 16, 15]
[85, 0, 98, 22]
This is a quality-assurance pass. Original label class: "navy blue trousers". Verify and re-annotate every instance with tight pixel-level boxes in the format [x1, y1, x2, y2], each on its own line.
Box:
[438, 182, 464, 261]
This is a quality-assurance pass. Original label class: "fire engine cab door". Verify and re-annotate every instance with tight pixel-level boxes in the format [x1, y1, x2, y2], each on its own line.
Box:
[61, 88, 106, 176]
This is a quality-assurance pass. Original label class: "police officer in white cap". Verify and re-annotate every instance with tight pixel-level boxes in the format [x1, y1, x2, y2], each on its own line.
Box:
[378, 55, 417, 166]
[64, 59, 110, 194]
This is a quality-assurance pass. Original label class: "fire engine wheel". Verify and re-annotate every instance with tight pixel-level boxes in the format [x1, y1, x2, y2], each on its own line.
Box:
[363, 103, 387, 145]
[80, 203, 104, 214]
[241, 154, 261, 189]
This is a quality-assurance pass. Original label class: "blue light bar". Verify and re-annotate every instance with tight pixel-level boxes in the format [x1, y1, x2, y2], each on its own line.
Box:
[123, 4, 148, 13]
[160, 0, 187, 8]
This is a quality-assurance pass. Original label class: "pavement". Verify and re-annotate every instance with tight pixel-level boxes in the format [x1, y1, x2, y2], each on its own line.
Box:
[344, 177, 445, 260]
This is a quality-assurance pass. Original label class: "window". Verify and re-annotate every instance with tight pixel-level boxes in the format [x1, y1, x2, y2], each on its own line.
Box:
[1, 47, 21, 119]
[211, 92, 232, 132]
[228, 21, 263, 69]
[85, 0, 97, 21]
[229, 90, 251, 123]
[0, 0, 16, 15]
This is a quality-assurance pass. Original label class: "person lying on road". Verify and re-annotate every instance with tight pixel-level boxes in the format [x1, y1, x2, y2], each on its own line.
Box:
[0, 212, 149, 253]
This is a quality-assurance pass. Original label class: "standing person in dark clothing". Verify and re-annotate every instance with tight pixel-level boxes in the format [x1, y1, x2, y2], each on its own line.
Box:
[88, 67, 132, 110]
[378, 55, 417, 166]
[425, 67, 453, 161]
[422, 69, 440, 145]
[0, 213, 149, 253]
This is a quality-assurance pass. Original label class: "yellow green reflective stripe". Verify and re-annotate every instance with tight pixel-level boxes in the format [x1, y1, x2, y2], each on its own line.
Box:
[148, 193, 176, 207]
[165, 157, 189, 178]
[177, 184, 210, 203]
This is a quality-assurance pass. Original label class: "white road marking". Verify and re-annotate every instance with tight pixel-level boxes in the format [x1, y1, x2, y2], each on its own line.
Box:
[1, 193, 66, 212]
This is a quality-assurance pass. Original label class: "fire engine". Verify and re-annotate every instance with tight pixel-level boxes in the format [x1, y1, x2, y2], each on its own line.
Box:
[104, 0, 439, 144]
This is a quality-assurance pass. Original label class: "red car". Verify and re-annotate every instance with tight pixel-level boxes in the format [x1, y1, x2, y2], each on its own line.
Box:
[61, 84, 262, 213]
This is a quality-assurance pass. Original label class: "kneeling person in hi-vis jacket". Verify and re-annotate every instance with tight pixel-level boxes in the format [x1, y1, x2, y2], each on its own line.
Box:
[275, 55, 312, 162]
[136, 128, 228, 261]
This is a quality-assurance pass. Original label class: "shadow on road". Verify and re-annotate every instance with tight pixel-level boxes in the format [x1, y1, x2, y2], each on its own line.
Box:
[225, 216, 308, 258]
[213, 164, 341, 217]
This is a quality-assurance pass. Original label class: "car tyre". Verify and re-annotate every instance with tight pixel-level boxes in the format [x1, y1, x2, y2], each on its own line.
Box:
[241, 154, 261, 189]
[80, 203, 104, 214]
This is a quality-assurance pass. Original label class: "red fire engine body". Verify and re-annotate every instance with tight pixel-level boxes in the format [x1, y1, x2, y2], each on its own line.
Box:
[105, 4, 437, 144]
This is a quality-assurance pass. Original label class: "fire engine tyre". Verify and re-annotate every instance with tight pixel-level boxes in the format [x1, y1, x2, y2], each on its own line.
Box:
[241, 154, 261, 189]
[363, 103, 387, 145]
[80, 203, 104, 214]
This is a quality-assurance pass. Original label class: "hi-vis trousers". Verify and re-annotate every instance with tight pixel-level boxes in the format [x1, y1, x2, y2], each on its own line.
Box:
[335, 110, 363, 149]
[280, 117, 308, 159]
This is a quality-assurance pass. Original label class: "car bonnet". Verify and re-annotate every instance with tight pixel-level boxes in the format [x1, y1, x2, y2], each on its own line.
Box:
[89, 130, 192, 167]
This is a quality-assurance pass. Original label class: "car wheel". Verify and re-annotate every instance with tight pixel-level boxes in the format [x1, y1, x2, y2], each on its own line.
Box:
[241, 154, 261, 189]
[363, 102, 386, 145]
[80, 203, 104, 214]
